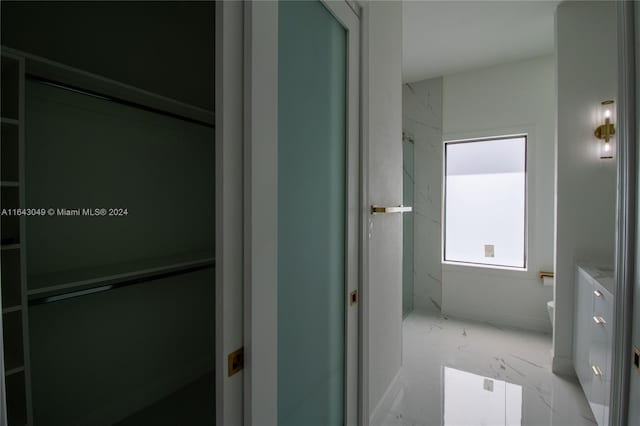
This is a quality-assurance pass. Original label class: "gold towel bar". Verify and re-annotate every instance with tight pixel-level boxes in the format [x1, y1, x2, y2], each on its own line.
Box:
[539, 271, 555, 280]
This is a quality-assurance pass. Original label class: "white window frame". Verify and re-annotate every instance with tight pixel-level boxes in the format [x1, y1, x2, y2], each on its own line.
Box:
[442, 133, 529, 271]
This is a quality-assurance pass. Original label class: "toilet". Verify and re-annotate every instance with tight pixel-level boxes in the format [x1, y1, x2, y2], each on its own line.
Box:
[546, 300, 555, 326]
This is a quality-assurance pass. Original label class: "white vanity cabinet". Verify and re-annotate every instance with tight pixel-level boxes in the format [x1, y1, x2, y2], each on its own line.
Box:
[573, 265, 614, 426]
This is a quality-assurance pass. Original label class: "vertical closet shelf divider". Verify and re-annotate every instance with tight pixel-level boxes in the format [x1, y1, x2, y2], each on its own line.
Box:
[1, 48, 33, 426]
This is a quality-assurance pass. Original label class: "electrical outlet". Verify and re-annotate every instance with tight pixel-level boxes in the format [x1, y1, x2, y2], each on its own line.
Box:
[484, 244, 495, 258]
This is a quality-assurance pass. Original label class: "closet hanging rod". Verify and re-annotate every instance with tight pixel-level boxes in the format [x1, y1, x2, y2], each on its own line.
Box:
[26, 74, 215, 129]
[28, 261, 214, 306]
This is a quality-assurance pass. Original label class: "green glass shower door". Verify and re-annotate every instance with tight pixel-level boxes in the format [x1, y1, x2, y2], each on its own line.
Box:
[278, 1, 347, 425]
[403, 137, 415, 318]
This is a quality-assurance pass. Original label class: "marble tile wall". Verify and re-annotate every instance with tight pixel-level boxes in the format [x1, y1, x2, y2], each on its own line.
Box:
[402, 77, 443, 311]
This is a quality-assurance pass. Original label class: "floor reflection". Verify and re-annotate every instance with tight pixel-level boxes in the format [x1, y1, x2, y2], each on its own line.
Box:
[371, 308, 596, 426]
[444, 367, 522, 426]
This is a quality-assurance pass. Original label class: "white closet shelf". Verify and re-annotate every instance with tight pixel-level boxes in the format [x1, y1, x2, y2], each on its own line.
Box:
[27, 250, 215, 304]
[4, 366, 25, 377]
[2, 305, 22, 314]
[1, 243, 21, 250]
[0, 117, 19, 126]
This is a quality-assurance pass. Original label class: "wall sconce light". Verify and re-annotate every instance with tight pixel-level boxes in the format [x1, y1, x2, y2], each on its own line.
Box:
[595, 100, 615, 159]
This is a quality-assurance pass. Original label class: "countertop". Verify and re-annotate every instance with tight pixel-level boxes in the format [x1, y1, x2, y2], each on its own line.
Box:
[576, 263, 615, 295]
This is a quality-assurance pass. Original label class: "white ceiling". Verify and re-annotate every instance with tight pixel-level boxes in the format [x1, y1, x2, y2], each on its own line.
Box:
[403, 0, 560, 83]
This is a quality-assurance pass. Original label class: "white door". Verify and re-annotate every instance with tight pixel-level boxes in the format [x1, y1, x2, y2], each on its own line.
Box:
[243, 1, 360, 425]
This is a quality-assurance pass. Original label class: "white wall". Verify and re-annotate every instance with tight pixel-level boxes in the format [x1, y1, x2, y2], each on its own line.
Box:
[441, 55, 556, 332]
[554, 1, 617, 375]
[364, 0, 404, 420]
[1, 1, 214, 111]
[402, 77, 443, 311]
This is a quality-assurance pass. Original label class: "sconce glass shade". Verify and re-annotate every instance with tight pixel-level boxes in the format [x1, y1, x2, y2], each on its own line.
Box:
[596, 100, 615, 159]
[600, 139, 614, 159]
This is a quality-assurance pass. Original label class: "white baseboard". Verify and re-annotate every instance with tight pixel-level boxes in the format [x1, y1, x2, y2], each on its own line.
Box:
[552, 355, 576, 377]
[441, 308, 552, 334]
[369, 368, 403, 426]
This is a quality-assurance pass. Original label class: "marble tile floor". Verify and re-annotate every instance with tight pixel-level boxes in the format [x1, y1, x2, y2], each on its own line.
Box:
[372, 308, 597, 426]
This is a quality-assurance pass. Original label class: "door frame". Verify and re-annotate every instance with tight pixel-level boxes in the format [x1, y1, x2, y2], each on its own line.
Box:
[610, 1, 635, 425]
[242, 1, 362, 425]
[215, 2, 245, 426]
[322, 3, 362, 425]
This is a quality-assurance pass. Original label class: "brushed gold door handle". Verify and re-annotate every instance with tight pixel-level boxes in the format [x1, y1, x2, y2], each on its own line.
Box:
[370, 205, 413, 215]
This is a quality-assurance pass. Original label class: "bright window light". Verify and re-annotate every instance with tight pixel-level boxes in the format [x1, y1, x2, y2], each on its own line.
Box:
[444, 135, 527, 269]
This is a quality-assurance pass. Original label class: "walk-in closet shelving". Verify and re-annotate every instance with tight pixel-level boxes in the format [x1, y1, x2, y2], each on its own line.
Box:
[1, 43, 214, 425]
[1, 50, 33, 426]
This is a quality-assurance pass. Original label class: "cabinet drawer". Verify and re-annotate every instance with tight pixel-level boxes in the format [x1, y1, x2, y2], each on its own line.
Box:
[575, 266, 614, 426]
[590, 315, 612, 362]
[589, 307, 612, 426]
[593, 286, 613, 322]
[589, 368, 607, 426]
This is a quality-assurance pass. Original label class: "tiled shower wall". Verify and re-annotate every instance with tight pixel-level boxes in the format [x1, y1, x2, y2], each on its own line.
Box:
[402, 77, 443, 312]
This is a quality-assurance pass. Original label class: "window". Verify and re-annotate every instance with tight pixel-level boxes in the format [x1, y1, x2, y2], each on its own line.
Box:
[444, 135, 527, 269]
